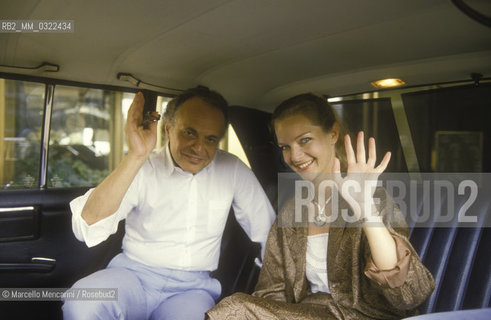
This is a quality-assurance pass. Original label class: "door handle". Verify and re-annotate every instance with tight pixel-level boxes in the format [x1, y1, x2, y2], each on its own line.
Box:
[0, 257, 56, 272]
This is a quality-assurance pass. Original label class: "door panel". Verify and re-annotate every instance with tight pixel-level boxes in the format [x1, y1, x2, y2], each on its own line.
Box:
[0, 189, 125, 319]
[0, 206, 39, 243]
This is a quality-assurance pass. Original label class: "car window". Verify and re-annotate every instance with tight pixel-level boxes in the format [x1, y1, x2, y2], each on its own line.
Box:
[1, 79, 251, 190]
[402, 84, 491, 173]
[328, 81, 491, 174]
[331, 97, 407, 172]
[0, 78, 44, 189]
[47, 86, 131, 188]
[225, 124, 251, 168]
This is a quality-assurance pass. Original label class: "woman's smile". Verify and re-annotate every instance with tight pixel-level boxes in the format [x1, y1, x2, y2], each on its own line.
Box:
[294, 159, 315, 171]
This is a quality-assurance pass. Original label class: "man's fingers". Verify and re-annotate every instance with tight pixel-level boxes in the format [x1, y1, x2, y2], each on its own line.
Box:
[129, 91, 144, 110]
[146, 120, 158, 135]
[128, 92, 145, 124]
[356, 131, 366, 164]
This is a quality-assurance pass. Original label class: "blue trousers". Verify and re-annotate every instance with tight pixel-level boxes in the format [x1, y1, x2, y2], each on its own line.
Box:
[62, 253, 221, 320]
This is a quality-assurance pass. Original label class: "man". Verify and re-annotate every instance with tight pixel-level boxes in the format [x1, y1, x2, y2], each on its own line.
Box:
[63, 86, 276, 320]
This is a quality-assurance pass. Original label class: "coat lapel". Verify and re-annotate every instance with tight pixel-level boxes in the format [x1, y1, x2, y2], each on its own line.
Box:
[288, 226, 309, 302]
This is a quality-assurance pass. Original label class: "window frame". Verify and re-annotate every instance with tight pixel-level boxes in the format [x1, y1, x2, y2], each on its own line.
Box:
[0, 72, 173, 190]
[328, 78, 491, 174]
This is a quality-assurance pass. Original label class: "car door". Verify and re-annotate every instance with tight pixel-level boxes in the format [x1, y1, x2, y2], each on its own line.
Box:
[0, 76, 139, 320]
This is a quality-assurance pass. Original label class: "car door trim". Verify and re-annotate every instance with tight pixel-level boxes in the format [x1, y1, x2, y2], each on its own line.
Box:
[39, 84, 55, 189]
[0, 206, 35, 212]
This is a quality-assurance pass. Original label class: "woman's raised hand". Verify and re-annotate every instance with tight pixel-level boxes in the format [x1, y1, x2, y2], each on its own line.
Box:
[332, 131, 391, 220]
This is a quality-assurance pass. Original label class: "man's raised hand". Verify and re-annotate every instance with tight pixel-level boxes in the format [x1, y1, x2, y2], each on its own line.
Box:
[125, 92, 158, 160]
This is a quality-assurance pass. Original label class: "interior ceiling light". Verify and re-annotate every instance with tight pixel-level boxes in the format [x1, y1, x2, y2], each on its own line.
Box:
[327, 97, 343, 103]
[370, 78, 406, 88]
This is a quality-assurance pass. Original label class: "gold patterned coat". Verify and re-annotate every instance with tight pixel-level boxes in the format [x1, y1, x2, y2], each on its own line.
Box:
[207, 189, 435, 320]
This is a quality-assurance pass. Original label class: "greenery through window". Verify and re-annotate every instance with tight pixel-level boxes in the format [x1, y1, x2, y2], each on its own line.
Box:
[0, 78, 44, 189]
[48, 86, 130, 188]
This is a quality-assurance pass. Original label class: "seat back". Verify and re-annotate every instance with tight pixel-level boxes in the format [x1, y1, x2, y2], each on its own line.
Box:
[212, 211, 261, 298]
[409, 193, 491, 313]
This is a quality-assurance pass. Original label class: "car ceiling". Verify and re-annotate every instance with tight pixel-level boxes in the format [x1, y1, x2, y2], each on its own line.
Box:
[1, 0, 490, 111]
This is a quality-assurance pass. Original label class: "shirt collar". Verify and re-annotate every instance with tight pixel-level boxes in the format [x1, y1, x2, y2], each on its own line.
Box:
[161, 143, 176, 177]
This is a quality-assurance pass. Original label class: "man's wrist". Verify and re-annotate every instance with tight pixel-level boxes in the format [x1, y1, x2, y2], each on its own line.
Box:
[125, 151, 150, 164]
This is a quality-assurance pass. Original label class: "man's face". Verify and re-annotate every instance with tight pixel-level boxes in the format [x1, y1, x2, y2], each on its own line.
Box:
[165, 97, 225, 174]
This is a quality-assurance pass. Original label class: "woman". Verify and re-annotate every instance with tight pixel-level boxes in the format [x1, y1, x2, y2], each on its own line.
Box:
[207, 93, 434, 319]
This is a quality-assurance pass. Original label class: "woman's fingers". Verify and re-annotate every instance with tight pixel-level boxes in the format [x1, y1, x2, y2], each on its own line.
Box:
[375, 152, 391, 173]
[332, 156, 341, 174]
[356, 131, 366, 164]
[367, 137, 376, 167]
[346, 132, 390, 173]
[345, 134, 356, 165]
[332, 157, 343, 187]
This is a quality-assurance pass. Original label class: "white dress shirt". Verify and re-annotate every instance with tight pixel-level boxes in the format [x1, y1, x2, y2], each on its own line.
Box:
[70, 144, 276, 271]
[306, 232, 330, 293]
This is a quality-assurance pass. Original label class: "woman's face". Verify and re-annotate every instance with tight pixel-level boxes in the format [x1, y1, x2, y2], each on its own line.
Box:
[275, 114, 338, 181]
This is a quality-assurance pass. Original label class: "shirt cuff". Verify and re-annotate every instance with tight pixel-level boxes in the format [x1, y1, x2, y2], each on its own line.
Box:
[70, 189, 120, 247]
[364, 236, 411, 288]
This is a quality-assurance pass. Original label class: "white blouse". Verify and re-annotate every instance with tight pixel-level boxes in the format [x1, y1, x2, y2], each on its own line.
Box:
[306, 232, 330, 293]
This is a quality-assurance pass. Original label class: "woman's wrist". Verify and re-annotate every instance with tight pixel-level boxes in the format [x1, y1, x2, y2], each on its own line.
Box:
[359, 200, 383, 225]
[359, 199, 377, 216]
[360, 214, 383, 224]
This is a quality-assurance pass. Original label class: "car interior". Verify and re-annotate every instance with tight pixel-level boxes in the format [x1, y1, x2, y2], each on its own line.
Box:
[1, 0, 490, 319]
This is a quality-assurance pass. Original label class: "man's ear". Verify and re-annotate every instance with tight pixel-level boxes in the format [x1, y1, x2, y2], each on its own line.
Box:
[331, 122, 340, 144]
